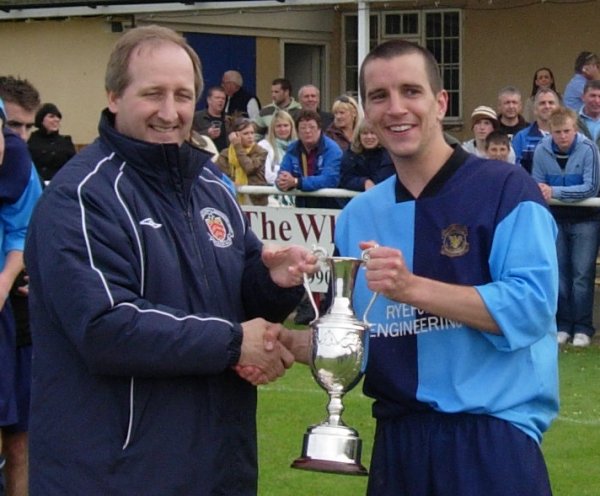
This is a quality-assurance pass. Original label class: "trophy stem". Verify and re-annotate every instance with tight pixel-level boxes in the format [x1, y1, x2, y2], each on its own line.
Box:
[327, 392, 345, 426]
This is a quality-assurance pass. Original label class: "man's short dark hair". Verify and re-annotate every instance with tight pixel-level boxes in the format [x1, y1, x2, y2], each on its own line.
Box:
[485, 131, 510, 149]
[0, 75, 41, 112]
[359, 40, 442, 105]
[206, 86, 226, 98]
[583, 79, 600, 94]
[295, 109, 322, 130]
[272, 78, 292, 93]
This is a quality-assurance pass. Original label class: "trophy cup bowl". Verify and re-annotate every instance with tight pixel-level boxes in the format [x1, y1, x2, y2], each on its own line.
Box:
[291, 251, 376, 476]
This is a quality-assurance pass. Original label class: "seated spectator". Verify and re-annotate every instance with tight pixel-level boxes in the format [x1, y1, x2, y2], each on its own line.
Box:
[532, 107, 600, 348]
[325, 95, 360, 151]
[27, 103, 76, 182]
[512, 88, 560, 173]
[257, 110, 297, 206]
[485, 131, 512, 162]
[524, 67, 561, 122]
[462, 106, 516, 163]
[339, 118, 394, 192]
[217, 117, 268, 206]
[276, 109, 342, 209]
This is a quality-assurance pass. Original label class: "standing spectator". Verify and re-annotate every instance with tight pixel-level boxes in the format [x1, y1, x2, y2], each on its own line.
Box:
[462, 106, 516, 163]
[533, 107, 600, 347]
[297, 84, 333, 130]
[512, 89, 560, 173]
[257, 110, 297, 206]
[325, 95, 360, 151]
[577, 79, 600, 148]
[192, 86, 228, 151]
[339, 118, 394, 192]
[24, 25, 318, 495]
[254, 79, 302, 139]
[222, 69, 261, 120]
[0, 76, 43, 496]
[524, 67, 560, 122]
[27, 103, 76, 182]
[279, 39, 559, 496]
[496, 86, 529, 139]
[217, 117, 268, 206]
[564, 51, 600, 111]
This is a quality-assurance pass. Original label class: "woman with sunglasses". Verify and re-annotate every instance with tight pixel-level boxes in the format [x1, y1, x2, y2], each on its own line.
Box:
[325, 95, 360, 151]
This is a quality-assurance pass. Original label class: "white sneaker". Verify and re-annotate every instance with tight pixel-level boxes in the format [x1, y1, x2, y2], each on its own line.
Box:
[572, 333, 591, 347]
[557, 331, 571, 345]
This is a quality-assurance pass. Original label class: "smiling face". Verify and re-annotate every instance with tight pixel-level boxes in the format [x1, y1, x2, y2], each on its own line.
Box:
[42, 113, 61, 133]
[535, 69, 553, 89]
[362, 52, 448, 164]
[535, 91, 559, 123]
[359, 129, 379, 149]
[333, 105, 356, 130]
[299, 86, 319, 112]
[273, 118, 292, 140]
[583, 86, 600, 119]
[108, 41, 196, 145]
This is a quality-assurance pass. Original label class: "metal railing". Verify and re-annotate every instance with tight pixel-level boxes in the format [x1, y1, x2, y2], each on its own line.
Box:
[237, 185, 600, 207]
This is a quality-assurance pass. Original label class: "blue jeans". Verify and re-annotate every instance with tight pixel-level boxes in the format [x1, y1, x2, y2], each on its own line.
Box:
[556, 219, 600, 337]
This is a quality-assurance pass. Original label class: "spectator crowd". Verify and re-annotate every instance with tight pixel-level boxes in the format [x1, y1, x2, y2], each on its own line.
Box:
[0, 33, 599, 495]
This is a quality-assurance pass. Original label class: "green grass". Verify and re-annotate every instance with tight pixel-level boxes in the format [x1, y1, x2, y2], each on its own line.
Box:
[256, 338, 600, 496]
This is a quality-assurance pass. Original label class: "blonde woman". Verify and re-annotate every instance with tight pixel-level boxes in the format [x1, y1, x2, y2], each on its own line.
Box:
[257, 110, 297, 206]
[325, 94, 360, 151]
[217, 117, 268, 205]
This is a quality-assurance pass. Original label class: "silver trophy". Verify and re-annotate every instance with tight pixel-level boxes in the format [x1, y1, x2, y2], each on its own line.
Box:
[291, 247, 377, 476]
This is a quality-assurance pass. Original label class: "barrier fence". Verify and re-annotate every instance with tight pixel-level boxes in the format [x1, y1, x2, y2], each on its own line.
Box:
[237, 185, 600, 291]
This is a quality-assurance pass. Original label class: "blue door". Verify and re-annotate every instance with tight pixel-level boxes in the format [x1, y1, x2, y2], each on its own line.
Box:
[185, 32, 257, 110]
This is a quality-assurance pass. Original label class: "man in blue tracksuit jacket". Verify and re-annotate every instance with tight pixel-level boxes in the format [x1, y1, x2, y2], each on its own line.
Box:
[532, 106, 600, 347]
[24, 26, 315, 496]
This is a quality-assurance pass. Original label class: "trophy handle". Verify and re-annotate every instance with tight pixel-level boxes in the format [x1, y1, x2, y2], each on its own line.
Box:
[362, 291, 378, 323]
[360, 247, 379, 323]
[302, 272, 320, 320]
[301, 246, 330, 321]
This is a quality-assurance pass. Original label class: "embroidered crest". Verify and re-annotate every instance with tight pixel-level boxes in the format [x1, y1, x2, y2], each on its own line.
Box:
[201, 207, 234, 248]
[440, 224, 469, 258]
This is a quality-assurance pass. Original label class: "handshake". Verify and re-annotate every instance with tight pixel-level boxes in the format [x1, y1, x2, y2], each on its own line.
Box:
[234, 318, 311, 386]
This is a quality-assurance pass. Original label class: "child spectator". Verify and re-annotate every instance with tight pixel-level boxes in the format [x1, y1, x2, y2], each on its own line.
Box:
[485, 131, 511, 162]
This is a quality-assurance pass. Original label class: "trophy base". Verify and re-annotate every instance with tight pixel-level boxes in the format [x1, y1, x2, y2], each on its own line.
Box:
[291, 424, 368, 476]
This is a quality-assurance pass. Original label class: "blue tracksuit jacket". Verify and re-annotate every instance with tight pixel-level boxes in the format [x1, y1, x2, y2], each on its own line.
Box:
[25, 110, 302, 495]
